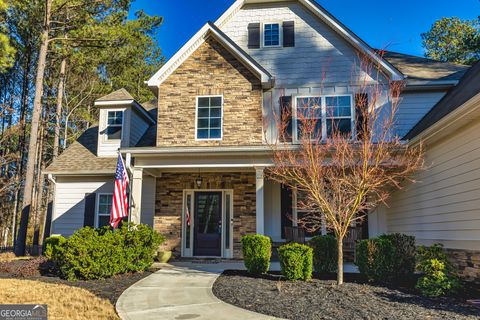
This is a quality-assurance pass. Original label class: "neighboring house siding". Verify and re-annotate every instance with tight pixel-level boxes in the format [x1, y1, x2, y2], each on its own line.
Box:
[157, 37, 263, 147]
[221, 2, 377, 86]
[154, 172, 257, 258]
[51, 176, 113, 236]
[130, 108, 150, 147]
[371, 118, 480, 252]
[395, 91, 446, 138]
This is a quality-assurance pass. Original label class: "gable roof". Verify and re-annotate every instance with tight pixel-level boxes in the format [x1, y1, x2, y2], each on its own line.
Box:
[94, 88, 156, 124]
[404, 61, 480, 140]
[381, 51, 469, 84]
[44, 127, 117, 175]
[97, 88, 134, 102]
[214, 0, 404, 81]
[147, 22, 273, 89]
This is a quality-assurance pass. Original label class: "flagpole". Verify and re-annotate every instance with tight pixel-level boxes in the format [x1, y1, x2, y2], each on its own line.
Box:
[120, 150, 133, 226]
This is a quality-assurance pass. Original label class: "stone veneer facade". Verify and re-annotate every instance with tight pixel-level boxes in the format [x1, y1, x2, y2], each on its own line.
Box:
[156, 36, 264, 147]
[445, 248, 480, 284]
[154, 172, 257, 258]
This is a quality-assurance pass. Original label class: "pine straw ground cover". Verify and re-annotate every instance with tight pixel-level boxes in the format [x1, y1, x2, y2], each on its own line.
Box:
[212, 270, 480, 320]
[0, 279, 118, 320]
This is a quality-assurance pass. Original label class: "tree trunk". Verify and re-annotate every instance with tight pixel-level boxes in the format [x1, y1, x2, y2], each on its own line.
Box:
[337, 236, 344, 285]
[53, 58, 66, 159]
[15, 0, 51, 256]
[32, 124, 46, 250]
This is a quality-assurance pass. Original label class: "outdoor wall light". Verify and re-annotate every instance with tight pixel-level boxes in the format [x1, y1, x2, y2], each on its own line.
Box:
[196, 177, 203, 188]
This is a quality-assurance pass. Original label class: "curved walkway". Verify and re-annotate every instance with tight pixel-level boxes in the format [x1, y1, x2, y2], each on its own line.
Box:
[116, 261, 279, 320]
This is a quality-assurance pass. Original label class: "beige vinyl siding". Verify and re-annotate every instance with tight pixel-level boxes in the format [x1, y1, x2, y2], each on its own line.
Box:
[395, 91, 446, 138]
[377, 118, 480, 251]
[51, 176, 113, 237]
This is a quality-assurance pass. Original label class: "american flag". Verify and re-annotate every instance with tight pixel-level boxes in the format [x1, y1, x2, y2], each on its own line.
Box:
[110, 154, 129, 228]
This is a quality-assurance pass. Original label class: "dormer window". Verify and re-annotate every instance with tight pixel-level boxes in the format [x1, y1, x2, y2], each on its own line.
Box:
[264, 23, 280, 47]
[106, 110, 123, 140]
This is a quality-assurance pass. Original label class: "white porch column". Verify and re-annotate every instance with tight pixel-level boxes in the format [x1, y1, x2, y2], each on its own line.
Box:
[130, 167, 143, 224]
[255, 167, 265, 235]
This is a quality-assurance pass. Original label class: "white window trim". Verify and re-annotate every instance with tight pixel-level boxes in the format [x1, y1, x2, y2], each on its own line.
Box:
[95, 193, 113, 228]
[195, 95, 224, 141]
[262, 22, 282, 48]
[104, 109, 125, 143]
[293, 94, 355, 143]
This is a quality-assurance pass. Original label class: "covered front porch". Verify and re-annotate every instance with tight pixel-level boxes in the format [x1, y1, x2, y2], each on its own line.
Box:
[124, 146, 367, 260]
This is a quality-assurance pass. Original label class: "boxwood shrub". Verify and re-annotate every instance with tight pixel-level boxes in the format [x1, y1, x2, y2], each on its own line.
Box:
[54, 223, 164, 280]
[43, 235, 67, 259]
[309, 235, 337, 274]
[356, 237, 395, 282]
[379, 233, 416, 279]
[241, 234, 271, 274]
[278, 243, 313, 281]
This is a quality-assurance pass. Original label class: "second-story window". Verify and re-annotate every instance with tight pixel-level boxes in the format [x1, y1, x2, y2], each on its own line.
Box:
[294, 95, 354, 142]
[264, 23, 280, 47]
[196, 96, 223, 140]
[106, 110, 123, 140]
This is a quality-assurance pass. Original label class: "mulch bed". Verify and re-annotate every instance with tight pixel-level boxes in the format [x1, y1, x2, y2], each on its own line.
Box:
[0, 258, 160, 304]
[212, 270, 480, 320]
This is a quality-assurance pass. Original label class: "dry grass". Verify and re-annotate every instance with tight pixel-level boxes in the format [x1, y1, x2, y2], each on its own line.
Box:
[0, 279, 119, 320]
[0, 252, 16, 262]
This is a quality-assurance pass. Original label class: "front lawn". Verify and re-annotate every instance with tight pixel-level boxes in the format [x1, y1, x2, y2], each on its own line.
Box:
[212, 270, 480, 320]
[0, 279, 118, 320]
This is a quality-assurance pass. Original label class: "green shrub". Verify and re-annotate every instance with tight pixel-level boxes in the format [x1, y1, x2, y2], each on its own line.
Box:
[379, 233, 416, 279]
[44, 235, 67, 259]
[54, 223, 164, 280]
[355, 237, 395, 282]
[241, 235, 271, 274]
[416, 244, 461, 297]
[309, 235, 337, 274]
[278, 243, 313, 281]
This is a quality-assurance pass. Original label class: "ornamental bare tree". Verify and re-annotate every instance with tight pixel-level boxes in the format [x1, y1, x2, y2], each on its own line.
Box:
[266, 52, 424, 285]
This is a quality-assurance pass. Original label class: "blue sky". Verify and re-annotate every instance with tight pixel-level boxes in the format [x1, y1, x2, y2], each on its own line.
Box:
[130, 0, 480, 59]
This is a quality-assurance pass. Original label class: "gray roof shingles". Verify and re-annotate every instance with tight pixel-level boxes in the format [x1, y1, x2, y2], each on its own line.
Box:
[44, 127, 117, 175]
[96, 88, 134, 102]
[381, 51, 469, 81]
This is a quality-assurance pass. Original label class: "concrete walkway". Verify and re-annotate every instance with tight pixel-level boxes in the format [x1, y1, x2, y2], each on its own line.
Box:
[116, 261, 358, 320]
[116, 262, 279, 320]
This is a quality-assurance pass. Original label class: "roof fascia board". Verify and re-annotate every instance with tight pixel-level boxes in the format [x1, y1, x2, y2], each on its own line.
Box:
[94, 100, 134, 106]
[215, 0, 404, 81]
[408, 92, 480, 146]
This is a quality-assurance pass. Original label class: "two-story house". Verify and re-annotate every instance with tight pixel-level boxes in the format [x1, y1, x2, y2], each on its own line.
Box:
[45, 0, 479, 280]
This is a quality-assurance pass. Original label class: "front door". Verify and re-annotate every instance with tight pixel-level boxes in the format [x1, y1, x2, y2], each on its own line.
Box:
[194, 192, 222, 256]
